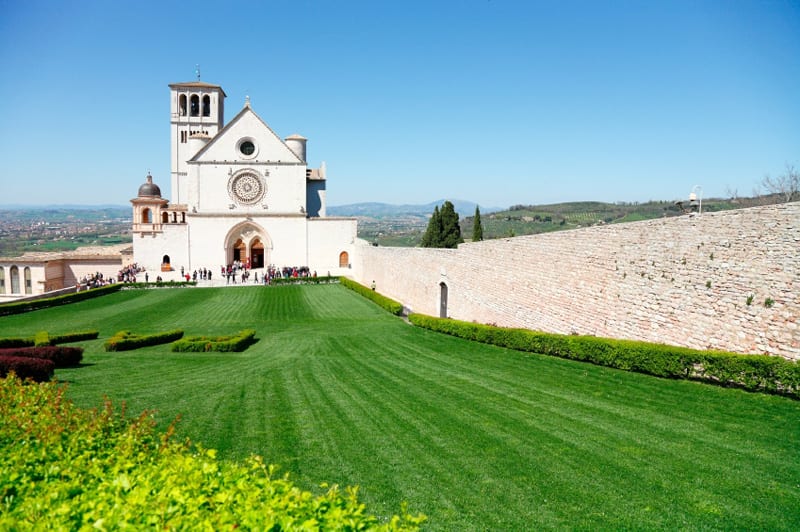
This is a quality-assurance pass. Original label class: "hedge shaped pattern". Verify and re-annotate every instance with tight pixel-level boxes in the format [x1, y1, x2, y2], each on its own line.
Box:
[0, 330, 99, 348]
[0, 357, 55, 382]
[340, 277, 404, 315]
[0, 346, 83, 368]
[0, 284, 122, 317]
[171, 329, 257, 353]
[408, 314, 800, 398]
[105, 330, 185, 352]
[0, 373, 425, 530]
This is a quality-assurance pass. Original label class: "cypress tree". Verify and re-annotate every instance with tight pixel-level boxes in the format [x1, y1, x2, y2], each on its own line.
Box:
[439, 201, 463, 248]
[472, 205, 483, 242]
[421, 205, 442, 247]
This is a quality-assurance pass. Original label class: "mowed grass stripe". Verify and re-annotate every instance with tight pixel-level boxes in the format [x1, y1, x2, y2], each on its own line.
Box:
[2, 285, 798, 530]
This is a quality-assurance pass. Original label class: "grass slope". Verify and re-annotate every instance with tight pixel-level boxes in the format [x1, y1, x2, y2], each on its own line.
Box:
[1, 285, 798, 530]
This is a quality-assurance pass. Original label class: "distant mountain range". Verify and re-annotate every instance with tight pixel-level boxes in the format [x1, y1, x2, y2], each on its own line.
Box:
[0, 201, 501, 219]
[328, 199, 503, 219]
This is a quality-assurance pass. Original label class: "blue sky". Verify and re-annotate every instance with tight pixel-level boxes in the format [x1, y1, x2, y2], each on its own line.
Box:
[0, 0, 797, 208]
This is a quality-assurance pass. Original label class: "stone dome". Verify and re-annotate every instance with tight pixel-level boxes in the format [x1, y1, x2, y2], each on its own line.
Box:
[138, 173, 162, 197]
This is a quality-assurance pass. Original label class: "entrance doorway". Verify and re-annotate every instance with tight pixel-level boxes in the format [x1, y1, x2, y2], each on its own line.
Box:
[232, 238, 246, 263]
[251, 239, 265, 268]
[439, 282, 448, 318]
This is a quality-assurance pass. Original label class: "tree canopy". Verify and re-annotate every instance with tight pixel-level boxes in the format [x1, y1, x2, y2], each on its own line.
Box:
[421, 201, 463, 248]
[472, 205, 483, 242]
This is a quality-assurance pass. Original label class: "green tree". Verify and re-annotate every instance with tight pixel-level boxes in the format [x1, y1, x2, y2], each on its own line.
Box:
[421, 205, 442, 247]
[421, 201, 463, 248]
[472, 205, 484, 242]
[439, 201, 464, 248]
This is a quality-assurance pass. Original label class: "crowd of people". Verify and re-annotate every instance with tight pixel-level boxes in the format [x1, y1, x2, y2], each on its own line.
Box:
[117, 263, 145, 283]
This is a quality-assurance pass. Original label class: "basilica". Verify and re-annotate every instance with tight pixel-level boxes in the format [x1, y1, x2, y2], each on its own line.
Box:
[132, 80, 357, 276]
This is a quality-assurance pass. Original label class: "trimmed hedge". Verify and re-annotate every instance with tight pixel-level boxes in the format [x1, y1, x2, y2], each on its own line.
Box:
[171, 329, 257, 353]
[105, 330, 185, 352]
[0, 356, 55, 382]
[408, 314, 800, 398]
[0, 346, 84, 368]
[340, 277, 404, 316]
[0, 330, 100, 348]
[269, 275, 339, 286]
[0, 284, 122, 317]
[0, 373, 425, 530]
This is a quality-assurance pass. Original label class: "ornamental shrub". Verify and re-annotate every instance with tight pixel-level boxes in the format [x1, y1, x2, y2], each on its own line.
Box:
[49, 330, 100, 344]
[171, 329, 257, 353]
[105, 330, 184, 351]
[340, 277, 404, 315]
[0, 356, 55, 382]
[0, 374, 425, 530]
[408, 313, 800, 398]
[0, 336, 34, 348]
[0, 346, 84, 368]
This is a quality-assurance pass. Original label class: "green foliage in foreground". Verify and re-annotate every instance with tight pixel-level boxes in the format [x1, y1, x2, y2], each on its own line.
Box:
[340, 277, 403, 315]
[0, 374, 424, 531]
[408, 314, 800, 398]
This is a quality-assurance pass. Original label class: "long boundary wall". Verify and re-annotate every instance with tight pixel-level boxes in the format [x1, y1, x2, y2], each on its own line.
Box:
[353, 202, 799, 360]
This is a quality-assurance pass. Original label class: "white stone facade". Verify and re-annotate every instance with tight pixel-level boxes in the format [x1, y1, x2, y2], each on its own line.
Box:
[132, 80, 357, 276]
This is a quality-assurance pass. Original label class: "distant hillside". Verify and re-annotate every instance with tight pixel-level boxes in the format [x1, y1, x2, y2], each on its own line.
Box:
[328, 199, 502, 219]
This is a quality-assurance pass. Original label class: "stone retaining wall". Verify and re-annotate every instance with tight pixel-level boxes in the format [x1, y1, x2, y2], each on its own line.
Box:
[353, 202, 799, 360]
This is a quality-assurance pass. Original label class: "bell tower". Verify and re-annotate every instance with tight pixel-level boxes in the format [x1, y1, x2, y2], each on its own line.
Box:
[168, 72, 226, 204]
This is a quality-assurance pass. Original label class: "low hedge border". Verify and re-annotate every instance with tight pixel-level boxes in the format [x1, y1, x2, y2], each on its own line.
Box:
[123, 281, 197, 289]
[340, 278, 404, 316]
[0, 284, 122, 317]
[408, 314, 800, 399]
[105, 330, 185, 352]
[0, 356, 55, 382]
[171, 329, 257, 353]
[269, 275, 339, 286]
[1, 330, 99, 348]
[0, 346, 83, 368]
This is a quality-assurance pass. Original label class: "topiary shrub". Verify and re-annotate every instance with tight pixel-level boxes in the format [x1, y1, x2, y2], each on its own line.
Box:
[171, 329, 257, 353]
[0, 356, 55, 382]
[105, 330, 184, 352]
[0, 346, 84, 368]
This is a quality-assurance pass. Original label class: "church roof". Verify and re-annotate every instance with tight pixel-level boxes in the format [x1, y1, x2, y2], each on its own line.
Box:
[168, 81, 227, 97]
[188, 104, 303, 164]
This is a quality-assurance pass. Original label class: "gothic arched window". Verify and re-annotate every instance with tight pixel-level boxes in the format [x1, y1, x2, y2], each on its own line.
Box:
[24, 267, 32, 294]
[10, 266, 19, 294]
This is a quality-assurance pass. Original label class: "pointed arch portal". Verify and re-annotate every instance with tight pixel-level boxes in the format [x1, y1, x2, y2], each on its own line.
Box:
[224, 221, 271, 268]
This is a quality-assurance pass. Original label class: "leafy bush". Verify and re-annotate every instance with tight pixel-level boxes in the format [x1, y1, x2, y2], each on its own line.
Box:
[408, 314, 800, 398]
[171, 329, 257, 353]
[105, 330, 184, 351]
[0, 284, 122, 317]
[0, 374, 424, 530]
[0, 357, 55, 382]
[340, 277, 404, 315]
[0, 336, 34, 349]
[49, 330, 100, 344]
[0, 346, 84, 368]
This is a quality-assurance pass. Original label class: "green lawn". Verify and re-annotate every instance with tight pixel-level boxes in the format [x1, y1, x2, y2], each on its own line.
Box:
[2, 285, 799, 530]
